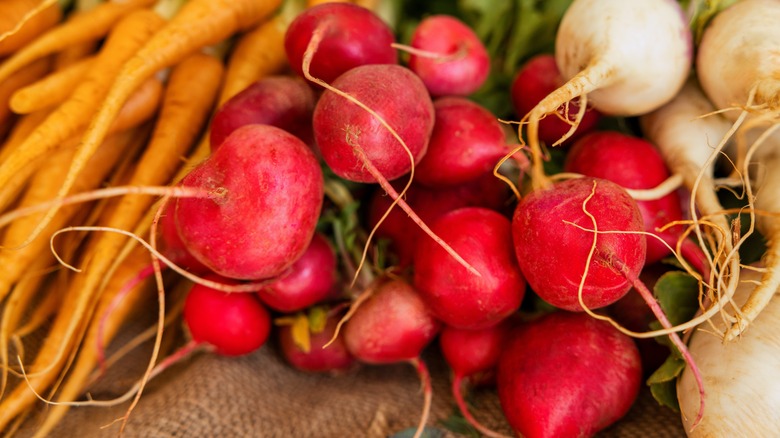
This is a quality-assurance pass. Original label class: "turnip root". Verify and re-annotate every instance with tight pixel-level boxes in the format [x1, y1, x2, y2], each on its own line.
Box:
[523, 0, 692, 190]
[678, 267, 780, 436]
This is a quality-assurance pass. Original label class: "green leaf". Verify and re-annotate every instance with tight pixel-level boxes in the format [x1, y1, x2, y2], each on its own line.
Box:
[647, 355, 686, 411]
[438, 411, 481, 438]
[654, 271, 700, 327]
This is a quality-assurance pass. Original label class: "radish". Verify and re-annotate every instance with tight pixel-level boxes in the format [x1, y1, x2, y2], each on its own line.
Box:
[312, 63, 434, 183]
[175, 124, 323, 280]
[284, 2, 397, 85]
[497, 311, 642, 438]
[209, 76, 316, 149]
[277, 309, 356, 374]
[510, 54, 601, 146]
[512, 177, 646, 311]
[183, 276, 272, 357]
[678, 267, 780, 436]
[414, 96, 509, 188]
[439, 321, 513, 438]
[342, 279, 440, 438]
[368, 172, 511, 267]
[413, 207, 525, 330]
[257, 232, 339, 313]
[563, 130, 709, 275]
[158, 202, 209, 275]
[404, 15, 490, 97]
[522, 0, 692, 190]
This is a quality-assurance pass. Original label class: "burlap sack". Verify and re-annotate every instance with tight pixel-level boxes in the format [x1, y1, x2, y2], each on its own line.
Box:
[14, 340, 686, 437]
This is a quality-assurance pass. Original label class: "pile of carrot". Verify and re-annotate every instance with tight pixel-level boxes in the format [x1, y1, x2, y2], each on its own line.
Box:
[0, 0, 335, 434]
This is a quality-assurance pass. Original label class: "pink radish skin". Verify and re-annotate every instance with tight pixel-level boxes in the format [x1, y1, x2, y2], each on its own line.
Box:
[497, 311, 642, 438]
[510, 54, 601, 146]
[183, 276, 272, 357]
[313, 64, 434, 183]
[175, 124, 323, 280]
[414, 207, 526, 330]
[512, 177, 646, 311]
[209, 76, 316, 149]
[440, 321, 513, 438]
[368, 173, 511, 267]
[414, 97, 508, 187]
[278, 311, 356, 373]
[563, 130, 709, 275]
[284, 2, 397, 86]
[406, 15, 490, 97]
[257, 233, 339, 313]
[158, 203, 210, 274]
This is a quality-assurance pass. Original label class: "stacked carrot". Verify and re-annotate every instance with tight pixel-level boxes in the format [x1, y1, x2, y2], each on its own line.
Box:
[0, 0, 329, 434]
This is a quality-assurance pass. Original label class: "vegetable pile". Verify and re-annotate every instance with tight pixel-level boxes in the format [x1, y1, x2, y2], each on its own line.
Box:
[0, 0, 777, 437]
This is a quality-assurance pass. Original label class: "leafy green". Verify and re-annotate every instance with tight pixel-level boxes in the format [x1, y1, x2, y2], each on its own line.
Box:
[687, 0, 740, 44]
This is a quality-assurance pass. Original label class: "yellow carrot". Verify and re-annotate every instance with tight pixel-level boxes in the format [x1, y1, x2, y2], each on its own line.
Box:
[0, 0, 62, 56]
[0, 0, 157, 83]
[10, 56, 95, 114]
[0, 56, 50, 127]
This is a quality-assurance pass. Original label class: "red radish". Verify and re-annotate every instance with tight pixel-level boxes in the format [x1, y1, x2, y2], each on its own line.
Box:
[523, 0, 692, 190]
[342, 279, 440, 437]
[414, 207, 525, 329]
[368, 172, 511, 267]
[405, 15, 490, 97]
[209, 76, 316, 149]
[414, 96, 508, 187]
[313, 63, 434, 183]
[257, 232, 339, 313]
[512, 177, 646, 311]
[183, 276, 272, 357]
[439, 321, 513, 438]
[510, 54, 601, 146]
[158, 202, 210, 274]
[284, 2, 397, 85]
[278, 310, 356, 373]
[175, 124, 323, 280]
[563, 130, 709, 274]
[497, 311, 642, 438]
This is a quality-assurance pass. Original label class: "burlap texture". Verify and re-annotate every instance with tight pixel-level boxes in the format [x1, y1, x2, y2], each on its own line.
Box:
[14, 341, 686, 437]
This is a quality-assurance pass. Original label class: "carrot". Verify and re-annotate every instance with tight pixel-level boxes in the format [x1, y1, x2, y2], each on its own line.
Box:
[0, 56, 51, 127]
[10, 56, 95, 114]
[0, 76, 163, 214]
[0, 127, 149, 430]
[0, 0, 157, 83]
[0, 0, 62, 56]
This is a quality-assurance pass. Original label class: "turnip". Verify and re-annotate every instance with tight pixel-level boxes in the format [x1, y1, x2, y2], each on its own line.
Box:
[284, 2, 397, 85]
[342, 279, 440, 438]
[175, 124, 323, 280]
[209, 76, 316, 149]
[678, 267, 780, 436]
[563, 130, 710, 276]
[257, 232, 339, 313]
[510, 54, 601, 147]
[414, 96, 509, 188]
[521, 0, 692, 190]
[497, 311, 642, 438]
[404, 15, 490, 97]
[439, 321, 513, 438]
[414, 207, 525, 330]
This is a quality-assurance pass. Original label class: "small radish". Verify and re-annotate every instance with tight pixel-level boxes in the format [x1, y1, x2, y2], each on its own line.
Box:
[257, 232, 339, 313]
[405, 15, 490, 97]
[510, 54, 601, 146]
[209, 76, 316, 149]
[522, 0, 692, 190]
[183, 276, 272, 357]
[313, 63, 434, 183]
[158, 202, 210, 274]
[414, 96, 509, 187]
[284, 2, 397, 85]
[512, 177, 646, 311]
[497, 311, 642, 438]
[342, 279, 440, 438]
[175, 124, 323, 280]
[414, 207, 525, 330]
[439, 321, 513, 438]
[277, 309, 356, 374]
[563, 130, 709, 275]
[368, 172, 511, 267]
